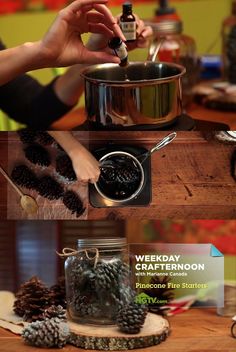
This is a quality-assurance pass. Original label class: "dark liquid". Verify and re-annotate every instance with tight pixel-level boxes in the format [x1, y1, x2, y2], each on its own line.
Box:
[99, 155, 142, 200]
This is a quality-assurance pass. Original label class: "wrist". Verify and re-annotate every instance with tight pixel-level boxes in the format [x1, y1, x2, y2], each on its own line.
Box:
[21, 41, 48, 70]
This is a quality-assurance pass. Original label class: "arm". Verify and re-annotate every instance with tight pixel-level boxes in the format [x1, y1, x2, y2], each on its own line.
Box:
[48, 131, 100, 183]
[0, 0, 125, 86]
[52, 16, 153, 107]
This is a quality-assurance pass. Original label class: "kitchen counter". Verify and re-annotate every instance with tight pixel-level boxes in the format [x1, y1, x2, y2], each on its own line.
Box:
[0, 132, 236, 220]
[0, 308, 234, 352]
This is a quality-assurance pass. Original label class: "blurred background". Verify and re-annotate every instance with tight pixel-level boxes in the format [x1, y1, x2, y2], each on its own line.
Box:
[0, 0, 235, 130]
[0, 219, 235, 291]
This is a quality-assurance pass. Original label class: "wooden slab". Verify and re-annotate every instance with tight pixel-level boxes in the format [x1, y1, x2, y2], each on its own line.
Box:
[68, 313, 169, 350]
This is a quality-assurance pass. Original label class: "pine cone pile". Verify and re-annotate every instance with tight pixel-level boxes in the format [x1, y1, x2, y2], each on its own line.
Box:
[43, 305, 67, 321]
[11, 165, 38, 190]
[36, 132, 54, 146]
[18, 130, 54, 146]
[18, 130, 37, 144]
[68, 258, 136, 323]
[62, 190, 85, 217]
[13, 277, 52, 322]
[72, 295, 101, 318]
[37, 175, 64, 200]
[22, 317, 70, 348]
[24, 143, 51, 167]
[56, 154, 77, 181]
[50, 277, 66, 308]
[116, 302, 148, 334]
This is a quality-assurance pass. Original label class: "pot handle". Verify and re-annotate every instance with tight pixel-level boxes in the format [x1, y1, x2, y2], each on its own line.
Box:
[147, 37, 164, 62]
[150, 132, 177, 154]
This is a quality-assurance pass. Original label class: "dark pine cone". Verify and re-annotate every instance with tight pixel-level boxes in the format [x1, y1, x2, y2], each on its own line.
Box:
[14, 276, 52, 322]
[50, 277, 66, 308]
[116, 302, 148, 334]
[36, 132, 54, 146]
[95, 261, 121, 290]
[143, 276, 175, 315]
[116, 166, 140, 183]
[37, 175, 64, 200]
[62, 190, 85, 217]
[18, 130, 37, 144]
[56, 154, 77, 181]
[72, 295, 100, 317]
[24, 143, 51, 167]
[11, 165, 38, 190]
[43, 305, 67, 321]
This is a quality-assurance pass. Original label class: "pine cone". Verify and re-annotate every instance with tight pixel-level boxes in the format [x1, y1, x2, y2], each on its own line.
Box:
[24, 143, 51, 167]
[14, 277, 52, 322]
[143, 276, 175, 315]
[62, 190, 85, 217]
[116, 302, 148, 334]
[36, 132, 54, 146]
[56, 154, 77, 181]
[37, 175, 64, 200]
[18, 130, 37, 144]
[50, 277, 66, 308]
[72, 295, 100, 317]
[95, 261, 121, 290]
[11, 165, 38, 190]
[22, 317, 70, 348]
[116, 166, 140, 183]
[43, 305, 67, 321]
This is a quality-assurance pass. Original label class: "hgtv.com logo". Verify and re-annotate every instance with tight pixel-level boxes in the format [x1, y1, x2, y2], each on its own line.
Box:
[135, 292, 168, 305]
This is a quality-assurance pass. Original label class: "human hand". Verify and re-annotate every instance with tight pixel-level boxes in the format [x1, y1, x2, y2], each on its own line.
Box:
[86, 13, 152, 52]
[69, 144, 100, 184]
[39, 0, 126, 67]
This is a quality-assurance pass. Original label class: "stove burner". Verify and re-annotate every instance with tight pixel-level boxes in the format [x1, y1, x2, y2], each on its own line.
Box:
[99, 155, 142, 201]
[75, 114, 196, 131]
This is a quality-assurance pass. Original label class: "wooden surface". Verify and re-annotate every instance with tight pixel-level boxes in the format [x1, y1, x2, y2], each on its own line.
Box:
[69, 313, 169, 350]
[0, 309, 235, 352]
[0, 132, 236, 220]
[87, 131, 236, 219]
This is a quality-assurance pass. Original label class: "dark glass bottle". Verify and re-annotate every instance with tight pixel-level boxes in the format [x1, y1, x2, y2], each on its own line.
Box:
[108, 37, 128, 67]
[120, 2, 136, 42]
[222, 0, 236, 83]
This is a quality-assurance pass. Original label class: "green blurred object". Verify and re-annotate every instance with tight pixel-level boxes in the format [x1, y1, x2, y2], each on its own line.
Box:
[0, 111, 24, 131]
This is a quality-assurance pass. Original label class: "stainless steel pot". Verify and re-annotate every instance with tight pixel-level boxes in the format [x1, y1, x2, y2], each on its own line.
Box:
[94, 132, 177, 203]
[81, 62, 186, 128]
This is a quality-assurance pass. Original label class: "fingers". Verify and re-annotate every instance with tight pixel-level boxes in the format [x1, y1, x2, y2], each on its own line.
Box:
[88, 23, 114, 38]
[77, 171, 100, 184]
[67, 0, 108, 14]
[94, 4, 126, 41]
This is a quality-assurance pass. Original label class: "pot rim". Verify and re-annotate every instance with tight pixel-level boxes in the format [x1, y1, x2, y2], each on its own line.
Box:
[81, 61, 186, 86]
[94, 151, 145, 203]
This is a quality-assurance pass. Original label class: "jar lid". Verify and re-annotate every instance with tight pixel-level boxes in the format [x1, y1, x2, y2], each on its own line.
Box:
[78, 237, 127, 249]
[146, 20, 183, 34]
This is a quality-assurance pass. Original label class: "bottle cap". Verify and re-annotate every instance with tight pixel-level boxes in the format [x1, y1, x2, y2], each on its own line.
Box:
[108, 37, 122, 49]
[123, 2, 132, 11]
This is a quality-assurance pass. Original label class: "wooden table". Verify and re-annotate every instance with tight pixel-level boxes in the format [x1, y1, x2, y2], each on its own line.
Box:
[0, 132, 236, 220]
[0, 309, 235, 352]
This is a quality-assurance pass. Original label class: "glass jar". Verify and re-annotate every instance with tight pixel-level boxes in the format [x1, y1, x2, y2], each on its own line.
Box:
[222, 0, 236, 83]
[65, 237, 131, 324]
[147, 20, 200, 107]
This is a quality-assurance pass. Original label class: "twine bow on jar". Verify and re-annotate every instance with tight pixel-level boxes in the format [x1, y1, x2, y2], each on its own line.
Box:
[56, 247, 99, 268]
